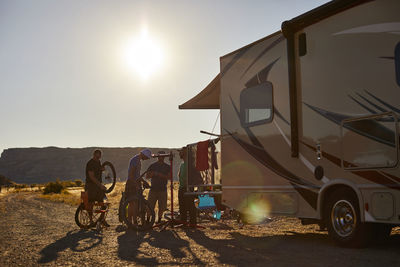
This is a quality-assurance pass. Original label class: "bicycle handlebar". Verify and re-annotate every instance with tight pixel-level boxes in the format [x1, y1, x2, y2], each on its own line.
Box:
[136, 170, 152, 189]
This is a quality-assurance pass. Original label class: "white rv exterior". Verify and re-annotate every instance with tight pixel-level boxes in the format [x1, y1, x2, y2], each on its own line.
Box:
[180, 0, 400, 246]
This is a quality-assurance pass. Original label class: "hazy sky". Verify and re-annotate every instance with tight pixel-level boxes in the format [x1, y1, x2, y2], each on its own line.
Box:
[0, 0, 330, 154]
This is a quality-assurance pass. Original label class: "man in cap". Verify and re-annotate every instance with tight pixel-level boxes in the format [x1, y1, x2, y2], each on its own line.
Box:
[146, 150, 170, 223]
[126, 148, 152, 226]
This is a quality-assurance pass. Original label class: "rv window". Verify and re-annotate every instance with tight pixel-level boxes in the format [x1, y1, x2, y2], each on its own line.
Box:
[240, 82, 273, 127]
[341, 113, 398, 170]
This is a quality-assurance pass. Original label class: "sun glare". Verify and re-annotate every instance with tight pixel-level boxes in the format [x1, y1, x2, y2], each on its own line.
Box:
[124, 28, 163, 80]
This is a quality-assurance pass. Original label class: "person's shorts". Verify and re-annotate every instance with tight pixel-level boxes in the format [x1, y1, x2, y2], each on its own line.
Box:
[85, 184, 105, 202]
[125, 179, 138, 200]
[148, 189, 167, 212]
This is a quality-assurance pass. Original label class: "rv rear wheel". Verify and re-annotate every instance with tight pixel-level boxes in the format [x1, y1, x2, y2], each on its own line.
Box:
[325, 188, 369, 247]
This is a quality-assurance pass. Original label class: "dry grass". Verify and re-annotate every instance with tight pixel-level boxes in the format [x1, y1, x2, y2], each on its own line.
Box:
[38, 190, 81, 206]
[3, 187, 43, 193]
[35, 181, 181, 210]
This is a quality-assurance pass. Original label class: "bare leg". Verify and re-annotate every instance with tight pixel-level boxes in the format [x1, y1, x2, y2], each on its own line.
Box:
[87, 202, 94, 223]
[128, 201, 133, 224]
[132, 201, 138, 224]
[158, 203, 163, 222]
[128, 201, 138, 225]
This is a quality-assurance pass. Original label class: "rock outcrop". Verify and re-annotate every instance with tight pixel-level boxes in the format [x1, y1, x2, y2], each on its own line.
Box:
[0, 147, 180, 184]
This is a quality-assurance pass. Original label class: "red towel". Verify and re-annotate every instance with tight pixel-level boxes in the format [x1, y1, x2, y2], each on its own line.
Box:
[196, 140, 209, 171]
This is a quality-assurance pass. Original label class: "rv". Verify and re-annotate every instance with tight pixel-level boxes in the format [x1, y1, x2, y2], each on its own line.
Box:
[180, 0, 400, 246]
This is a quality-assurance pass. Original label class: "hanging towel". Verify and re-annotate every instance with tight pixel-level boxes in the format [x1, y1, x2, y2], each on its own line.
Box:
[211, 141, 218, 170]
[196, 140, 209, 171]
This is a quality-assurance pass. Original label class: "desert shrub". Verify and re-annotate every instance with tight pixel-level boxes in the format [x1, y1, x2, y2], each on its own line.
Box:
[15, 184, 28, 189]
[39, 189, 80, 206]
[59, 180, 76, 188]
[74, 179, 83, 187]
[43, 181, 64, 194]
[61, 189, 70, 194]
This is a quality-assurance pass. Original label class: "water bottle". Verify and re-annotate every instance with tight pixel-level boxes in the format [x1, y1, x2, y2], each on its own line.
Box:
[213, 210, 221, 220]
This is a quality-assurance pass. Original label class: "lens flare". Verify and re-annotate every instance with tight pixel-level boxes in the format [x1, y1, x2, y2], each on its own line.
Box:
[241, 197, 272, 224]
[123, 27, 164, 80]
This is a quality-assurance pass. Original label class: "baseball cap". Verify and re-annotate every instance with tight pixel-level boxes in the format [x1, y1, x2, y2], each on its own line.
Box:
[140, 148, 152, 159]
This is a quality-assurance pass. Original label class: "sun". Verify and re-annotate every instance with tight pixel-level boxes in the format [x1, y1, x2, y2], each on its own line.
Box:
[124, 28, 163, 80]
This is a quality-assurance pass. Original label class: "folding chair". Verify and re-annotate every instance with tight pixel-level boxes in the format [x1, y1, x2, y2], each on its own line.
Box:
[196, 193, 221, 221]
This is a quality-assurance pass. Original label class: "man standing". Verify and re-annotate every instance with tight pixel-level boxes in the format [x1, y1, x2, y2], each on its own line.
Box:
[126, 148, 152, 226]
[178, 147, 196, 226]
[146, 151, 170, 223]
[85, 149, 108, 226]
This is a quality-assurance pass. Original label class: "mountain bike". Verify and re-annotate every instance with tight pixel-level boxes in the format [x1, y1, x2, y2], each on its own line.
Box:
[118, 172, 155, 231]
[75, 161, 117, 231]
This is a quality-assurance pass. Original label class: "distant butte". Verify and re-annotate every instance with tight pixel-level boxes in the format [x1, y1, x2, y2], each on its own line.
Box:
[0, 147, 179, 184]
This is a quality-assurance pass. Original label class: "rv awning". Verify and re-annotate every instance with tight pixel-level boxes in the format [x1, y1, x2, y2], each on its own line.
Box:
[179, 73, 220, 109]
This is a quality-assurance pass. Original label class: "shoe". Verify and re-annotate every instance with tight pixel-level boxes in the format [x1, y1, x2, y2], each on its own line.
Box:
[102, 220, 110, 227]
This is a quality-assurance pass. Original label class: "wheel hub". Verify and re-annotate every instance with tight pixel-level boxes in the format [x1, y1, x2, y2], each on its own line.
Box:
[331, 200, 357, 237]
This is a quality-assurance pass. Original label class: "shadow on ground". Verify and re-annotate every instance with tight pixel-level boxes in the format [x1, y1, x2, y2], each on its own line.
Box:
[184, 229, 400, 266]
[117, 229, 203, 265]
[38, 229, 103, 263]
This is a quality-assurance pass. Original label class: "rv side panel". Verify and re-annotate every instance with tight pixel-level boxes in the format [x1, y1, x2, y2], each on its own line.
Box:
[220, 32, 322, 219]
[297, 0, 400, 224]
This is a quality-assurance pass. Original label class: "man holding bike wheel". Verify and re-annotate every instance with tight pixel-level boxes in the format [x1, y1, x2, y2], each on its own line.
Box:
[126, 148, 152, 226]
[85, 149, 109, 227]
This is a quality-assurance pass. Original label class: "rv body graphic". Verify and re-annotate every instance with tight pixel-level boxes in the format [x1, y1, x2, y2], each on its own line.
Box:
[180, 0, 400, 245]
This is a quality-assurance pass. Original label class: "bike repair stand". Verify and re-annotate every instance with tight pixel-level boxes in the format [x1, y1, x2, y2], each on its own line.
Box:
[152, 151, 205, 231]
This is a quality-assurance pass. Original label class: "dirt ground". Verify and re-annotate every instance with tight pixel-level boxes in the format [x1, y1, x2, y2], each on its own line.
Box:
[1, 191, 400, 267]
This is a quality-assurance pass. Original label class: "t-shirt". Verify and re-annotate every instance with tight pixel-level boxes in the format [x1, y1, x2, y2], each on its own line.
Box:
[128, 154, 141, 181]
[178, 161, 187, 189]
[85, 158, 102, 186]
[148, 161, 170, 191]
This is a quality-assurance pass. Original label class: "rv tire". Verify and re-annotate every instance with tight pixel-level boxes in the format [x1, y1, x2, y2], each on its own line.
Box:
[325, 188, 369, 247]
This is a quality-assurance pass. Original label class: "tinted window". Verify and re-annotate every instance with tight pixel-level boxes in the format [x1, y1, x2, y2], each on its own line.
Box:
[240, 82, 273, 127]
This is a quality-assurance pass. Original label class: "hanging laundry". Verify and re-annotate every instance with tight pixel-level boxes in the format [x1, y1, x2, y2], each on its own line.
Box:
[196, 140, 209, 171]
[211, 141, 218, 170]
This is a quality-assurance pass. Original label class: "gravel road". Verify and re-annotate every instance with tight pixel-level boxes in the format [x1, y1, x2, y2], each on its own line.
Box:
[1, 192, 400, 267]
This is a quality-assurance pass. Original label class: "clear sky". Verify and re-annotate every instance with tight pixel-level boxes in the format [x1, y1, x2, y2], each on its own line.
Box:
[0, 0, 330, 154]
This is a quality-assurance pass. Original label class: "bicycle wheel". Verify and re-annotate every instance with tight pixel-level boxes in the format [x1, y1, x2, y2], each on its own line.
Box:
[102, 161, 116, 193]
[137, 200, 155, 231]
[122, 198, 155, 231]
[121, 197, 133, 227]
[75, 203, 105, 229]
